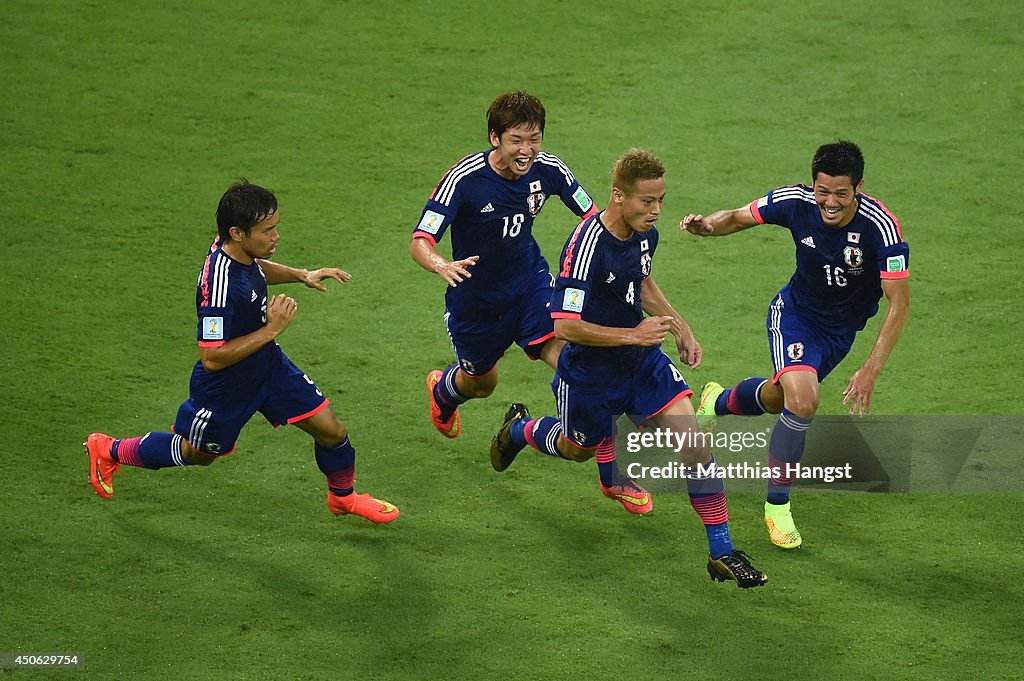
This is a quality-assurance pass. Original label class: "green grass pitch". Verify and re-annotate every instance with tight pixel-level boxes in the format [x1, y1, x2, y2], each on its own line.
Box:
[1, 1, 1022, 679]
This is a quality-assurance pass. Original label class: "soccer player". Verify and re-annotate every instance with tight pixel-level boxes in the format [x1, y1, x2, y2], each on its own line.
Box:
[410, 91, 597, 439]
[681, 140, 910, 549]
[491, 149, 768, 588]
[85, 180, 399, 524]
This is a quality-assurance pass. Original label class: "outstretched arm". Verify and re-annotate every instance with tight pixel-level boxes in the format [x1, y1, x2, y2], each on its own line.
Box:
[258, 259, 351, 290]
[640, 275, 702, 368]
[409, 236, 479, 287]
[680, 204, 759, 237]
[843, 278, 910, 416]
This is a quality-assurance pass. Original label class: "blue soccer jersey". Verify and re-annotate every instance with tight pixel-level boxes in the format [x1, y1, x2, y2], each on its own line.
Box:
[413, 150, 596, 315]
[551, 215, 659, 389]
[191, 239, 277, 399]
[750, 185, 910, 333]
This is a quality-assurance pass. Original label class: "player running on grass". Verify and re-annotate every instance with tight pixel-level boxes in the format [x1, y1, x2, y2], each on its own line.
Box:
[85, 180, 399, 524]
[681, 140, 909, 549]
[410, 91, 597, 439]
[491, 149, 767, 587]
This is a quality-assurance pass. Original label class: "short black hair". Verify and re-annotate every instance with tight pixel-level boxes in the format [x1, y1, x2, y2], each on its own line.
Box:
[811, 140, 864, 187]
[215, 179, 278, 240]
[487, 90, 546, 141]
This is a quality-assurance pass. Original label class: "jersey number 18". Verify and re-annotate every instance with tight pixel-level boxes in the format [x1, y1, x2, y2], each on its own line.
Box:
[502, 214, 525, 238]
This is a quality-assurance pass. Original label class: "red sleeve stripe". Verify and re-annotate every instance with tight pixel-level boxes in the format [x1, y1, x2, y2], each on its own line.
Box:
[565, 220, 602, 281]
[748, 199, 765, 224]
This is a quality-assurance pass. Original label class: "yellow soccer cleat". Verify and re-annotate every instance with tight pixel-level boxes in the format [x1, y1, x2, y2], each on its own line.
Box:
[696, 382, 725, 433]
[764, 500, 803, 549]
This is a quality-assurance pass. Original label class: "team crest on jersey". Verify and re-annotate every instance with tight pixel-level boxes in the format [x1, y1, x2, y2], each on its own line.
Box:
[640, 253, 652, 276]
[460, 358, 476, 374]
[205, 442, 223, 454]
[527, 192, 546, 215]
[573, 430, 588, 445]
[787, 343, 805, 361]
[843, 246, 864, 268]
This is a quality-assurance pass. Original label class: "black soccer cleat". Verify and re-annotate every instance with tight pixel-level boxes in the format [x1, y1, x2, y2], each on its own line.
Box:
[490, 403, 531, 472]
[707, 550, 768, 589]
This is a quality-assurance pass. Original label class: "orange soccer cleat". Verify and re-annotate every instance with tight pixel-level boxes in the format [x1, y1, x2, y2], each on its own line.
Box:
[426, 369, 461, 439]
[327, 491, 400, 524]
[85, 432, 120, 499]
[600, 476, 654, 514]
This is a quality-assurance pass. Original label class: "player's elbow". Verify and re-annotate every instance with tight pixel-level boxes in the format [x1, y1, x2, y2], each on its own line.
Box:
[553, 319, 578, 342]
[198, 349, 227, 372]
[200, 357, 225, 372]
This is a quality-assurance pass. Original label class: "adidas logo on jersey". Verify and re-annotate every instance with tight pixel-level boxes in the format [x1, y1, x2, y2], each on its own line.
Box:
[801, 236, 816, 248]
[251, 290, 258, 302]
[605, 272, 616, 283]
[480, 203, 495, 213]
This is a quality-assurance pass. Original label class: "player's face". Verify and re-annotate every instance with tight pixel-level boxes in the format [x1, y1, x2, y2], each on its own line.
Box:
[488, 124, 543, 179]
[618, 177, 666, 234]
[237, 211, 281, 261]
[813, 172, 862, 227]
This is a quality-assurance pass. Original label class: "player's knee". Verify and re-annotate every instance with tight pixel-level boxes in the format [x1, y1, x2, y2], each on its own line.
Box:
[182, 441, 219, 466]
[783, 392, 819, 418]
[317, 417, 349, 447]
[460, 373, 497, 398]
[560, 440, 595, 462]
[678, 443, 713, 467]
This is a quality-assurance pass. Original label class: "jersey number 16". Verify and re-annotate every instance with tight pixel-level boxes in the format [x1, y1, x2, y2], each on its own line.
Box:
[823, 264, 848, 287]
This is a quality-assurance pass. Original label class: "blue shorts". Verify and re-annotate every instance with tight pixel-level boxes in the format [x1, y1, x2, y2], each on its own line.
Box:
[553, 349, 693, 448]
[173, 349, 328, 456]
[444, 268, 556, 376]
[766, 294, 855, 383]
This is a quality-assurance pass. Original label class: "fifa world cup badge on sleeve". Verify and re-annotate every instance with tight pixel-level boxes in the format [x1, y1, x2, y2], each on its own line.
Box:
[418, 210, 445, 235]
[563, 288, 585, 313]
[202, 317, 224, 341]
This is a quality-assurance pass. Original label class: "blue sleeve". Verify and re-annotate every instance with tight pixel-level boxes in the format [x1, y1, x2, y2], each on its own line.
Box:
[539, 152, 595, 218]
[751, 185, 807, 230]
[551, 221, 600, 318]
[413, 153, 481, 243]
